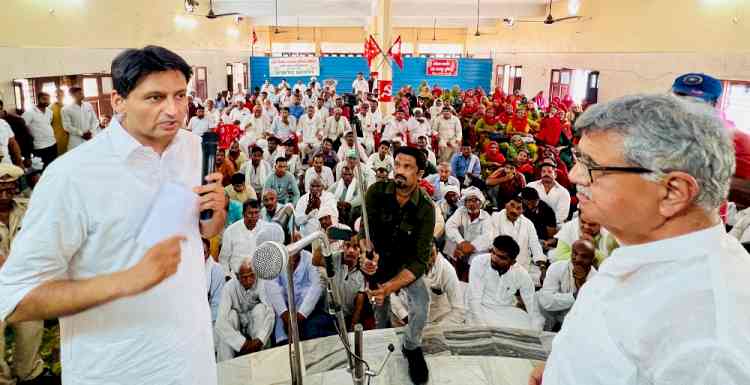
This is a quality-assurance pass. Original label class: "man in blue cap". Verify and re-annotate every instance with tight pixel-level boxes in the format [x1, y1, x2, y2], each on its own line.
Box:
[672, 73, 750, 182]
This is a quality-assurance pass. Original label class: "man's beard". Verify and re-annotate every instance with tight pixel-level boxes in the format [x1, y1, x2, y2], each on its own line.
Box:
[394, 174, 408, 188]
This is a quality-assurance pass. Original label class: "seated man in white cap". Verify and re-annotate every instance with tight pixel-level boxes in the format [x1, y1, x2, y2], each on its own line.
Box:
[537, 239, 597, 331]
[214, 254, 275, 362]
[436, 184, 460, 222]
[444, 187, 493, 282]
[335, 150, 376, 186]
[0, 164, 45, 384]
[391, 242, 464, 327]
[382, 110, 408, 143]
[466, 235, 543, 330]
[490, 195, 547, 286]
[407, 108, 432, 144]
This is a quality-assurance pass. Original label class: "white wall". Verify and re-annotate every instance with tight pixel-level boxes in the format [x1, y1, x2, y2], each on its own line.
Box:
[493, 52, 750, 103]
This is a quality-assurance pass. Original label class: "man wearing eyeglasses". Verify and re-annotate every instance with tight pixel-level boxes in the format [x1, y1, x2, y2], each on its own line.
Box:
[529, 94, 750, 385]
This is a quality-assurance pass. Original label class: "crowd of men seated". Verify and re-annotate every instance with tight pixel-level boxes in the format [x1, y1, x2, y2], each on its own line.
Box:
[178, 75, 620, 363]
[2, 69, 746, 377]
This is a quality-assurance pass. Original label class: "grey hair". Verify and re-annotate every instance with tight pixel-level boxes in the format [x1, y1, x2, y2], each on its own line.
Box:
[262, 188, 277, 197]
[238, 255, 254, 272]
[574, 93, 735, 211]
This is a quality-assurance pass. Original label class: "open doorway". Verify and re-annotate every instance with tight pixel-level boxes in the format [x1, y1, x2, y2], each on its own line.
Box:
[549, 68, 598, 106]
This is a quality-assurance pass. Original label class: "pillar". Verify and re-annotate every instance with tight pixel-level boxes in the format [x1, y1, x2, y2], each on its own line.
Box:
[370, 0, 393, 116]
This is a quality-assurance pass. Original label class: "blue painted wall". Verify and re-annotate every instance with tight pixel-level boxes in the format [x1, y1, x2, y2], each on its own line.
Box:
[249, 57, 492, 94]
[391, 58, 493, 94]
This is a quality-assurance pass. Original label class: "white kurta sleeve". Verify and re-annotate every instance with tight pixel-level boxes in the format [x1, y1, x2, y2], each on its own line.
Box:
[556, 188, 571, 224]
[298, 260, 322, 317]
[215, 283, 246, 352]
[218, 230, 234, 276]
[0, 167, 87, 320]
[264, 277, 289, 315]
[470, 218, 494, 253]
[440, 262, 465, 324]
[527, 220, 547, 263]
[294, 197, 314, 227]
[62, 107, 82, 136]
[537, 262, 575, 312]
[517, 271, 544, 331]
[465, 257, 487, 324]
[444, 211, 466, 244]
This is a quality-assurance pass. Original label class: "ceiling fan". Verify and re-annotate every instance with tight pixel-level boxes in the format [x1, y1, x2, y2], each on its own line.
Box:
[503, 0, 583, 25]
[186, 0, 240, 19]
[272, 0, 290, 34]
[473, 0, 481, 36]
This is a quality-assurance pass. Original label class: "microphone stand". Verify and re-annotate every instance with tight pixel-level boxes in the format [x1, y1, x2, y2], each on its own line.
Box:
[287, 216, 304, 384]
[321, 236, 355, 372]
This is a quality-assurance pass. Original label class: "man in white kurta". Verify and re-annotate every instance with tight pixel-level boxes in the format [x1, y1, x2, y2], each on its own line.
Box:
[304, 154, 335, 192]
[241, 147, 273, 194]
[61, 87, 99, 150]
[215, 258, 275, 362]
[219, 200, 265, 275]
[465, 236, 543, 331]
[187, 106, 211, 137]
[0, 114, 222, 384]
[351, 73, 369, 96]
[295, 178, 337, 237]
[298, 106, 324, 160]
[407, 109, 432, 144]
[534, 93, 750, 385]
[324, 109, 351, 142]
[490, 196, 547, 285]
[432, 107, 462, 162]
[391, 246, 464, 326]
[526, 162, 571, 225]
[382, 111, 408, 143]
[537, 240, 597, 331]
[444, 187, 493, 281]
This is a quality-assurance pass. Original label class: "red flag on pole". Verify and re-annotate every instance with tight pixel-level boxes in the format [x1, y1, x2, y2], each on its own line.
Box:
[387, 35, 403, 70]
[251, 29, 258, 45]
[363, 35, 382, 67]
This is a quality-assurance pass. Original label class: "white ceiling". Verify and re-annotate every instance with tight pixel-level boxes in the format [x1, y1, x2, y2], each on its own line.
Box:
[210, 0, 559, 27]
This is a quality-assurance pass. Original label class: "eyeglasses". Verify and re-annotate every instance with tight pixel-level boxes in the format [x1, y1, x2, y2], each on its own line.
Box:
[573, 149, 653, 183]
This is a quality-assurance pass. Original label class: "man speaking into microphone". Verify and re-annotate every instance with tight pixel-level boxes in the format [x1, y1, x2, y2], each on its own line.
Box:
[0, 46, 226, 385]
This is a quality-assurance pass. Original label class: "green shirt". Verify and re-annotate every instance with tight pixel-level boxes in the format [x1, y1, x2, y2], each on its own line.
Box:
[363, 181, 435, 284]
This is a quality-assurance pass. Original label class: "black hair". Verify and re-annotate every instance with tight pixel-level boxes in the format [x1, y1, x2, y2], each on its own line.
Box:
[243, 199, 261, 213]
[231, 173, 245, 185]
[275, 157, 287, 164]
[69, 86, 83, 94]
[280, 107, 289, 112]
[0, 100, 3, 108]
[323, 138, 334, 145]
[196, 105, 205, 111]
[507, 195, 523, 205]
[492, 235, 520, 259]
[394, 146, 426, 172]
[519, 187, 539, 201]
[312, 153, 324, 161]
[37, 92, 49, 100]
[111, 45, 193, 98]
[250, 145, 264, 155]
[268, 136, 281, 144]
[379, 140, 390, 148]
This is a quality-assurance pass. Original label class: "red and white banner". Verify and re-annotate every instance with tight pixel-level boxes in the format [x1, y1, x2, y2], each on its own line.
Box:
[426, 59, 458, 76]
[269, 57, 320, 77]
[379, 80, 393, 102]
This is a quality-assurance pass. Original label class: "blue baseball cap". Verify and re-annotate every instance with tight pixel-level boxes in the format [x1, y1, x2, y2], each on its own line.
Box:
[672, 73, 723, 103]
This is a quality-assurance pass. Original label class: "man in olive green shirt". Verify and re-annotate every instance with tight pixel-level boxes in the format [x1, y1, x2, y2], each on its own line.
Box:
[361, 146, 434, 385]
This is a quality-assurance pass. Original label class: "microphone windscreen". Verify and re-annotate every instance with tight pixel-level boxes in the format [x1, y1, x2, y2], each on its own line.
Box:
[252, 242, 286, 280]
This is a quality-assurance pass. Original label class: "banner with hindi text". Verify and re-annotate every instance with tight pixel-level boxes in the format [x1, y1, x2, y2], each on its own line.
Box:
[269, 57, 320, 77]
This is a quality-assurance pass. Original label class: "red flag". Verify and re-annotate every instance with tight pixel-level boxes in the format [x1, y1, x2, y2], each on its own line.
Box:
[387, 35, 403, 70]
[251, 29, 258, 45]
[363, 35, 382, 67]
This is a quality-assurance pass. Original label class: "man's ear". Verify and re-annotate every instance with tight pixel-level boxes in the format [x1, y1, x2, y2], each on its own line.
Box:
[417, 169, 425, 179]
[658, 171, 700, 218]
[111, 91, 126, 115]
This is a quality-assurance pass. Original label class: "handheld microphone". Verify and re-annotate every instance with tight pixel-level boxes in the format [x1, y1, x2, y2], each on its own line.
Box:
[200, 132, 219, 220]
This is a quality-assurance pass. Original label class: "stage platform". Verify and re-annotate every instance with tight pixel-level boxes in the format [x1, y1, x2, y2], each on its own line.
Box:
[218, 324, 555, 385]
